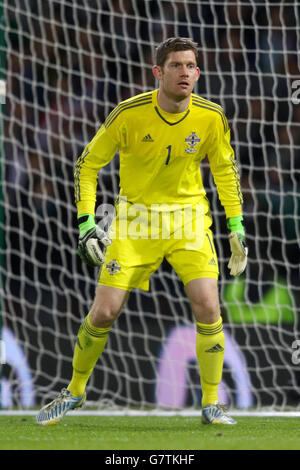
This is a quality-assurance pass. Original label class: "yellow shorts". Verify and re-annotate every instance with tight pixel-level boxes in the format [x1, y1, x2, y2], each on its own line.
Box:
[98, 201, 219, 291]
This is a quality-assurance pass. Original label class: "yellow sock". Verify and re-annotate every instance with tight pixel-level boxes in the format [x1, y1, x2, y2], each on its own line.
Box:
[195, 316, 225, 408]
[67, 313, 111, 397]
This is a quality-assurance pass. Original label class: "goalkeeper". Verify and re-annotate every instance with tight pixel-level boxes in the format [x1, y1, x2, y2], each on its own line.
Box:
[36, 37, 247, 426]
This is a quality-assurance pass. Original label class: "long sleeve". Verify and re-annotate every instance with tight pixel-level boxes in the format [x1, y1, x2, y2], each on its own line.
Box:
[207, 118, 243, 219]
[74, 124, 119, 216]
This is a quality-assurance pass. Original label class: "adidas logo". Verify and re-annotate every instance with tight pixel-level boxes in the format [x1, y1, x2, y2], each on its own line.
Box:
[142, 134, 154, 142]
[208, 258, 216, 266]
[205, 343, 224, 353]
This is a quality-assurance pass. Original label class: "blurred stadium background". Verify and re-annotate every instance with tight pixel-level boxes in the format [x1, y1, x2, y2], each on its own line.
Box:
[0, 0, 299, 413]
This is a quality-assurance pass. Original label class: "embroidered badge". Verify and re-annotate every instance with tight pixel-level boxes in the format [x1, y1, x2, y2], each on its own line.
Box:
[185, 132, 201, 154]
[106, 259, 121, 275]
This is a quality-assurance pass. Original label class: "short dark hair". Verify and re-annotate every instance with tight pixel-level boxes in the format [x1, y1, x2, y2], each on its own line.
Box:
[155, 37, 199, 67]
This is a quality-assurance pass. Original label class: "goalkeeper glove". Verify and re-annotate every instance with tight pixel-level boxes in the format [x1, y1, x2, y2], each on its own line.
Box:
[227, 215, 248, 276]
[77, 214, 111, 267]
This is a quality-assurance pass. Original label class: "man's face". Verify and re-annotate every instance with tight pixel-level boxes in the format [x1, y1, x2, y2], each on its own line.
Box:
[153, 50, 200, 101]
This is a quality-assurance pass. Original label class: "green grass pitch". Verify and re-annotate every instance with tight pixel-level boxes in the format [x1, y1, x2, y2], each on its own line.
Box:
[0, 415, 300, 450]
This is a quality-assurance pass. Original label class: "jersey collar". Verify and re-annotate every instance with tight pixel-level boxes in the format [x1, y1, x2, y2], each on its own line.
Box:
[153, 89, 191, 126]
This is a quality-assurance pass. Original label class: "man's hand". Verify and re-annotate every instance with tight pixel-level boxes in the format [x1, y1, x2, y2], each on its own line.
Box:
[227, 216, 248, 276]
[77, 214, 111, 267]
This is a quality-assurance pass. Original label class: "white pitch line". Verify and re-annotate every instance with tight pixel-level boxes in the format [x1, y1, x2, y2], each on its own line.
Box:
[1, 410, 300, 417]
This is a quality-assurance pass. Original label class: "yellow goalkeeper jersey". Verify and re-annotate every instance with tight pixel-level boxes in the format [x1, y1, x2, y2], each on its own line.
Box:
[74, 89, 243, 218]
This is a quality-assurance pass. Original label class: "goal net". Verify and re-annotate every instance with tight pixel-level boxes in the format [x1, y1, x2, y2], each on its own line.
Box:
[1, 0, 300, 411]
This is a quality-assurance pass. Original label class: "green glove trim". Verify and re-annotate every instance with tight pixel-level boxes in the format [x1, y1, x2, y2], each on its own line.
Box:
[78, 213, 96, 237]
[227, 215, 245, 237]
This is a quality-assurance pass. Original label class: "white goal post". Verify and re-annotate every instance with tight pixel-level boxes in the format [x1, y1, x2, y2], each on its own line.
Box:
[1, 0, 300, 411]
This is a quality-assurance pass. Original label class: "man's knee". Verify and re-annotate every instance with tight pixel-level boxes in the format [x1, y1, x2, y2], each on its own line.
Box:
[185, 278, 221, 323]
[89, 304, 117, 328]
[192, 294, 220, 322]
[89, 286, 129, 328]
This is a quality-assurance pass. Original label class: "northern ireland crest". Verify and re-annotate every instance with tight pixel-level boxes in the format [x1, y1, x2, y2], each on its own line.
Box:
[185, 132, 201, 154]
[106, 259, 121, 275]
